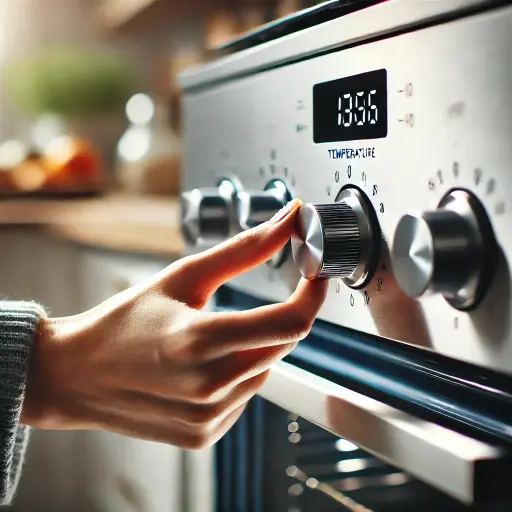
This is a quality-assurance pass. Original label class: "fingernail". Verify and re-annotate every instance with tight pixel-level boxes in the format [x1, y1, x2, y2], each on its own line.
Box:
[270, 198, 302, 225]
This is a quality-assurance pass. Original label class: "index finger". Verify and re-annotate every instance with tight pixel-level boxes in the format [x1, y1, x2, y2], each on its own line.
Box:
[163, 198, 302, 308]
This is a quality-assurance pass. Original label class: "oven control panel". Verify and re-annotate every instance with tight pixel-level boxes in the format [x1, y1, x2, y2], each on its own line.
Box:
[180, 4, 512, 375]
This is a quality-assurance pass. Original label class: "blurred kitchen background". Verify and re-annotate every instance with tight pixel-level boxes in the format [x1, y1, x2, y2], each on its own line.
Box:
[0, 0, 320, 510]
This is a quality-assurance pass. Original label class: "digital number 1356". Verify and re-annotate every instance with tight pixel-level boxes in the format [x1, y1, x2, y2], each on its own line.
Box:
[338, 90, 378, 127]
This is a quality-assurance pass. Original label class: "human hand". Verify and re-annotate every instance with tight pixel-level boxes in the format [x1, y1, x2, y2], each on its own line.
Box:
[22, 199, 328, 449]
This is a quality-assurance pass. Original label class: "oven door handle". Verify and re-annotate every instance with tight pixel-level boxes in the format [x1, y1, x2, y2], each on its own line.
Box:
[260, 361, 512, 506]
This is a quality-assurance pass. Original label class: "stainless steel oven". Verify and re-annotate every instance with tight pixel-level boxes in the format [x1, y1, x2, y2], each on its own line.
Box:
[179, 1, 512, 510]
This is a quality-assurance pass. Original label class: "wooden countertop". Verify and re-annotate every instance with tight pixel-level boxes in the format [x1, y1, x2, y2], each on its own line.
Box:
[0, 193, 184, 258]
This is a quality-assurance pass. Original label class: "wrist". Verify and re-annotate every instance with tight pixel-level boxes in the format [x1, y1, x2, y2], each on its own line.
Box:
[21, 316, 85, 430]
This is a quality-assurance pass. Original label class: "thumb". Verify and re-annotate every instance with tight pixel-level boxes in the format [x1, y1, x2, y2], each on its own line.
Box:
[163, 198, 302, 308]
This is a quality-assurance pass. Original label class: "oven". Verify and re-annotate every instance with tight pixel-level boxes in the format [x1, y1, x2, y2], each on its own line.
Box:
[179, 1, 512, 510]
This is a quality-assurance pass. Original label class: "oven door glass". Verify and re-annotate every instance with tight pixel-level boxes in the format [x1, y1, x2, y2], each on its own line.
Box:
[216, 398, 507, 512]
[213, 286, 512, 512]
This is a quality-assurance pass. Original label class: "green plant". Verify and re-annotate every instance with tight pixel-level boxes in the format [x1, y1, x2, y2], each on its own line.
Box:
[3, 48, 137, 118]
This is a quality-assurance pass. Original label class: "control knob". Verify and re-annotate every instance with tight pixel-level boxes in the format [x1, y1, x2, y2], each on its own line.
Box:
[391, 189, 497, 310]
[291, 187, 380, 288]
[181, 179, 236, 245]
[236, 180, 291, 230]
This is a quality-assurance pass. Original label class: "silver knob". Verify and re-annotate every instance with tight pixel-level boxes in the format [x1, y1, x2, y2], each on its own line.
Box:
[391, 189, 497, 310]
[291, 187, 380, 287]
[181, 179, 236, 245]
[236, 180, 291, 230]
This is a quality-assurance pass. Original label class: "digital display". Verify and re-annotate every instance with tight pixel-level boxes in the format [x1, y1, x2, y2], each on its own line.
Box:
[313, 69, 388, 143]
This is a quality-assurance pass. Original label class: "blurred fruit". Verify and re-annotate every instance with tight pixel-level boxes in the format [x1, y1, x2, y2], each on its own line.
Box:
[10, 158, 47, 192]
[0, 169, 13, 193]
[0, 139, 43, 194]
[0, 139, 32, 170]
[42, 135, 106, 191]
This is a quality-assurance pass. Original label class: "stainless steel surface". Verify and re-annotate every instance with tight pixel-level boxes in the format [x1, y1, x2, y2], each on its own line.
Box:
[236, 179, 290, 230]
[291, 187, 378, 286]
[392, 189, 496, 309]
[181, 3, 512, 374]
[179, 0, 499, 90]
[260, 361, 511, 505]
[180, 180, 236, 245]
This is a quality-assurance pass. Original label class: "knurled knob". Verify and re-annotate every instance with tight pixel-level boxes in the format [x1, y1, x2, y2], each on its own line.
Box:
[291, 187, 380, 287]
[308, 202, 360, 278]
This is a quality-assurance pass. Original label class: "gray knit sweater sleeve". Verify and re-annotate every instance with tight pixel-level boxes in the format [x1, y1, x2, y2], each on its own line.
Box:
[0, 301, 46, 506]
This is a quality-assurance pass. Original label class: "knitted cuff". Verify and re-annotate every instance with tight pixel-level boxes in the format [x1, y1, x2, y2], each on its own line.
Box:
[0, 301, 46, 505]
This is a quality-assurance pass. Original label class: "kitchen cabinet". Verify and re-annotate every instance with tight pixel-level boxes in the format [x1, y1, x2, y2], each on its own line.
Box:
[77, 247, 170, 310]
[77, 248, 183, 512]
[0, 229, 184, 512]
[0, 229, 82, 316]
[0, 229, 85, 512]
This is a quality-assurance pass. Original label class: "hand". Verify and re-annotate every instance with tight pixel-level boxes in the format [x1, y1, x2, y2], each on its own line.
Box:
[22, 199, 328, 449]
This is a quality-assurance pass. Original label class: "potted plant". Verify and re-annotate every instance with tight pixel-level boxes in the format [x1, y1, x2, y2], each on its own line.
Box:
[3, 47, 137, 171]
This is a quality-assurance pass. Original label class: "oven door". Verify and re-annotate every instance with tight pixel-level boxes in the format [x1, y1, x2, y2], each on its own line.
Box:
[209, 286, 512, 512]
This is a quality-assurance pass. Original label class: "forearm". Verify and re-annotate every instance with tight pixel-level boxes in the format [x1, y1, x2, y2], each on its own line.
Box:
[0, 301, 46, 505]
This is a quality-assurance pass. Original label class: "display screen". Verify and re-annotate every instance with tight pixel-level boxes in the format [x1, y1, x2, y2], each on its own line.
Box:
[313, 69, 388, 143]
